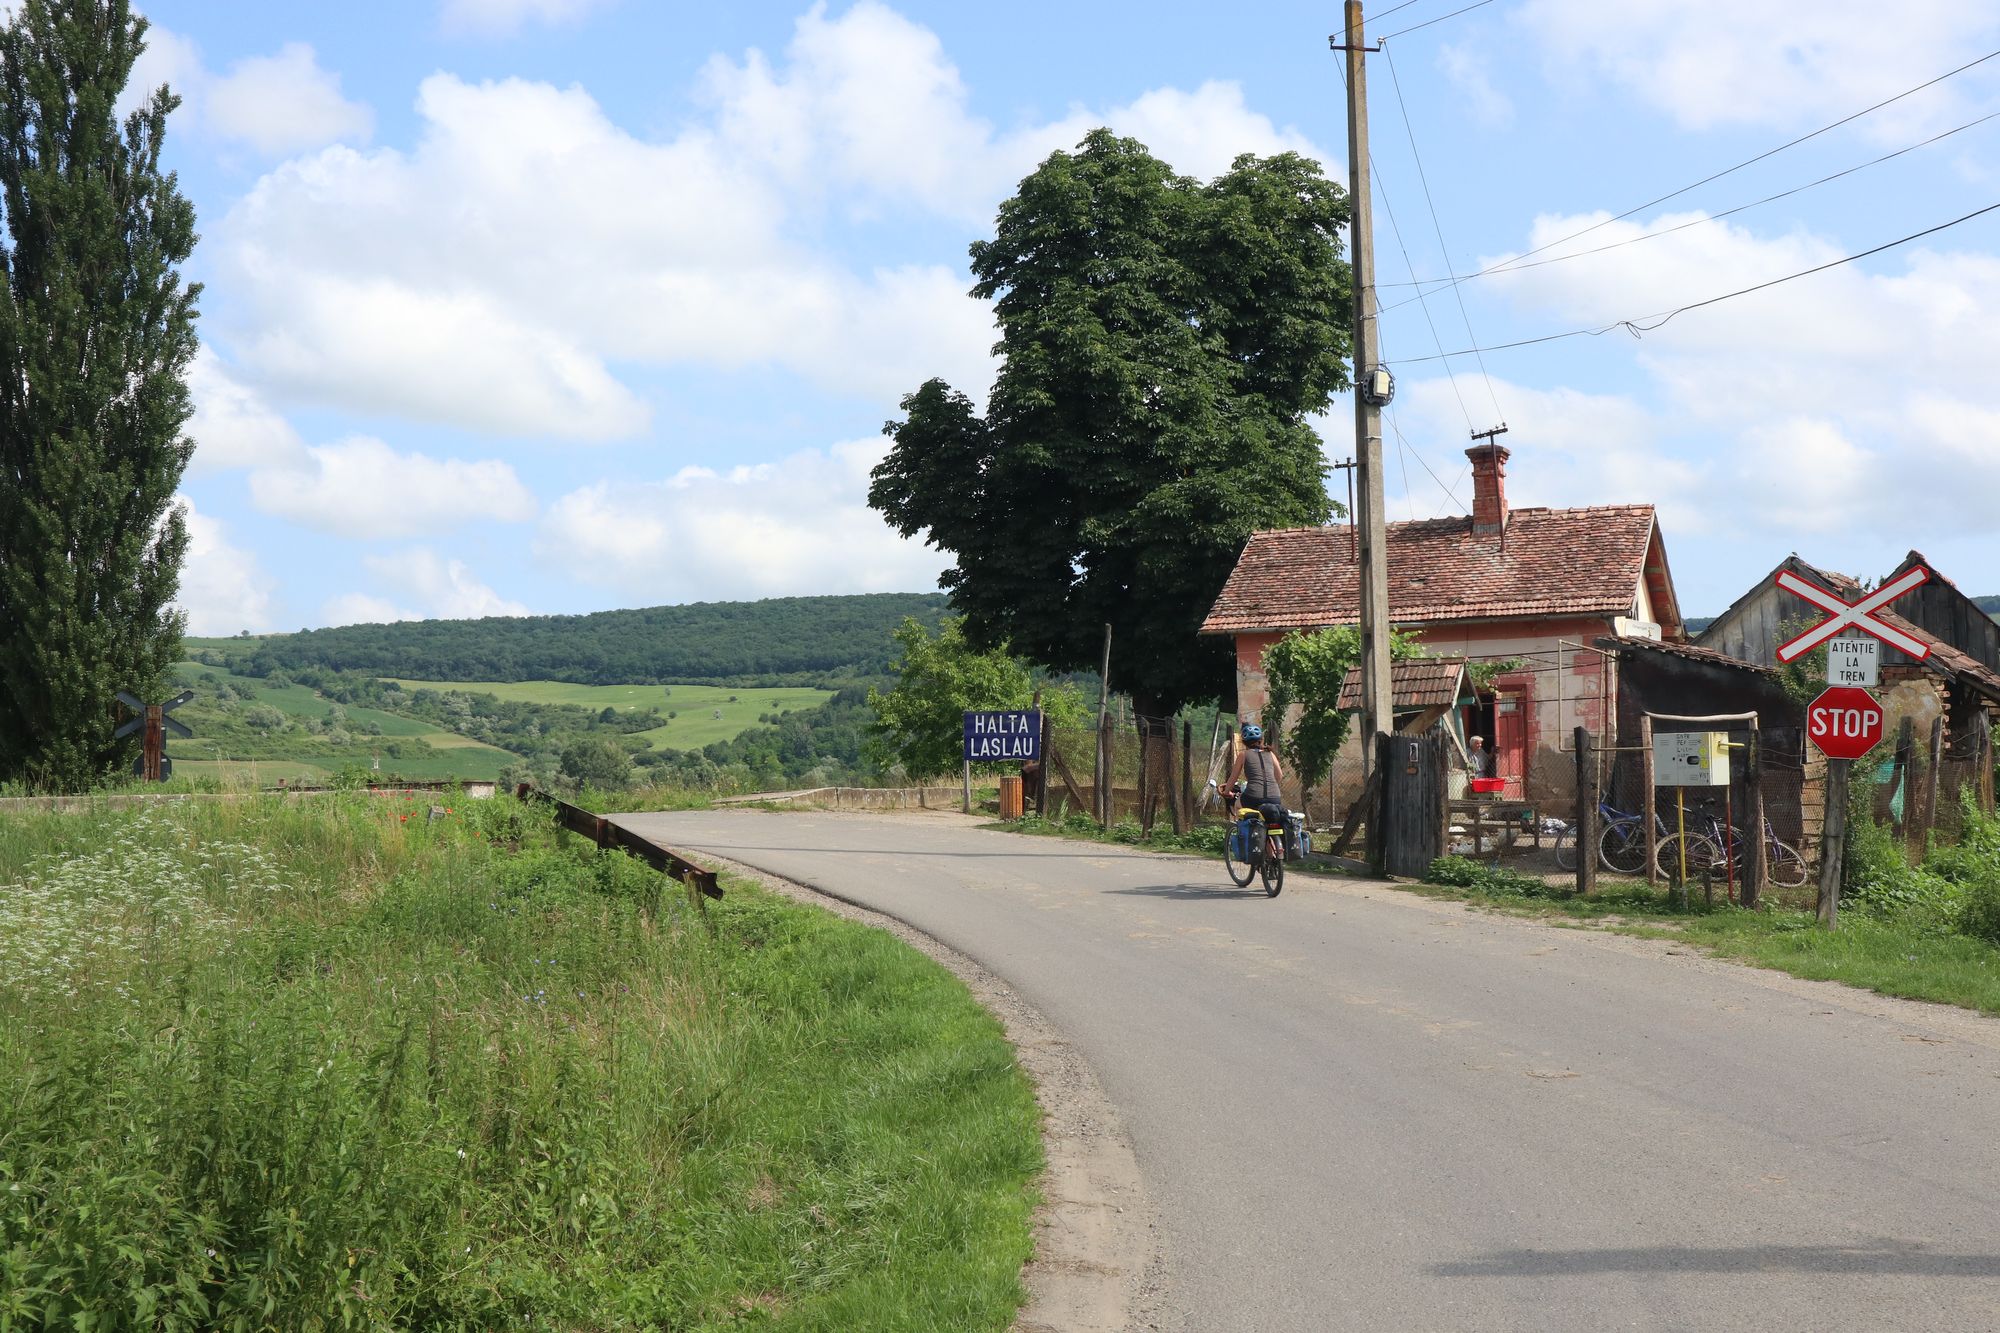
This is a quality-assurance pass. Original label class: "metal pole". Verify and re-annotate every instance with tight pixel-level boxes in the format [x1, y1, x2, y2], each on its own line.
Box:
[1574, 725, 1598, 896]
[1744, 722, 1767, 909]
[963, 759, 972, 815]
[1641, 714, 1658, 886]
[1344, 0, 1391, 781]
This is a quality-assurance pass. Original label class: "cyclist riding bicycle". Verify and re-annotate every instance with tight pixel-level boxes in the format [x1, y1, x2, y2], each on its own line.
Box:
[1227, 724, 1287, 844]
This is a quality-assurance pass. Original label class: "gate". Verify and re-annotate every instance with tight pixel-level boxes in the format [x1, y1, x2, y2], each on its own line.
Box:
[1376, 732, 1449, 878]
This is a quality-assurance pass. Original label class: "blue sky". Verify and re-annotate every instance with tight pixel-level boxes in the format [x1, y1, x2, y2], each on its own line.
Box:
[147, 0, 2000, 633]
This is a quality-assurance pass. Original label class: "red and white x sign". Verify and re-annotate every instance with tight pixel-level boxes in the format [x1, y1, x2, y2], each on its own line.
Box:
[1775, 565, 1931, 663]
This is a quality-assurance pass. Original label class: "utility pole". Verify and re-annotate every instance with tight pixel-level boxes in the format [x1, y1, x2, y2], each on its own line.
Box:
[1330, 457, 1358, 562]
[1338, 0, 1391, 777]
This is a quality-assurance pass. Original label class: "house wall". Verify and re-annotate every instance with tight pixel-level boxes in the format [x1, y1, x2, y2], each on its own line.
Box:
[1235, 615, 1622, 806]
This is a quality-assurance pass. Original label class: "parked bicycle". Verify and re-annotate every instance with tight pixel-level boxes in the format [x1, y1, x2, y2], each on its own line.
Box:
[1654, 797, 1808, 888]
[1552, 800, 1658, 875]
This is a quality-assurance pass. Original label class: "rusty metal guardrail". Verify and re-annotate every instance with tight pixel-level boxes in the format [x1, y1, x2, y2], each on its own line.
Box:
[515, 783, 723, 903]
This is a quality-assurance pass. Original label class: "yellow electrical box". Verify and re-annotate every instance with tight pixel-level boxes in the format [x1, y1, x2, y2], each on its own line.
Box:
[1654, 731, 1730, 787]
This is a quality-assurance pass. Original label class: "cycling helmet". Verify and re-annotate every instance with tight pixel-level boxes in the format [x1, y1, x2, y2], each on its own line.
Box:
[1241, 723, 1263, 742]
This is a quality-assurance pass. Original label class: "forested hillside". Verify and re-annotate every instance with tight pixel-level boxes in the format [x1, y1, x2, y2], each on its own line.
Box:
[216, 592, 949, 684]
[1976, 594, 2000, 621]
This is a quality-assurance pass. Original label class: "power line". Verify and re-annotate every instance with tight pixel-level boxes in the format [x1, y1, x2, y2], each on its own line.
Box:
[1378, 0, 1497, 42]
[1386, 200, 2000, 363]
[1336, 55, 1477, 432]
[1384, 44, 2000, 300]
[1376, 106, 2000, 300]
[1381, 40, 1505, 421]
[1367, 0, 1432, 23]
[1387, 407, 1465, 512]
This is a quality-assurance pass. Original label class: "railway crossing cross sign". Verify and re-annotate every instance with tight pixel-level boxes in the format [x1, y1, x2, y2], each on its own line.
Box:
[1775, 564, 1931, 663]
[115, 689, 194, 781]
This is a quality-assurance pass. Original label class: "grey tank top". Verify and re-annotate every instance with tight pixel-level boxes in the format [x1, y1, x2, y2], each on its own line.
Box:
[1241, 748, 1281, 805]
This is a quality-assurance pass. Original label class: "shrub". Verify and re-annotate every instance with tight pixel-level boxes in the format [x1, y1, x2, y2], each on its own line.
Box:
[1422, 855, 1562, 899]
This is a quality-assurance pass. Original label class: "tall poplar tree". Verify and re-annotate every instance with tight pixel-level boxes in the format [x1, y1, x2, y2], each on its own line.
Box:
[0, 0, 198, 789]
[870, 131, 1351, 718]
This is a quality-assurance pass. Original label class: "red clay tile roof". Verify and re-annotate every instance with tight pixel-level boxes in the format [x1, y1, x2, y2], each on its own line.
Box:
[1202, 506, 1660, 635]
[1878, 610, 2000, 703]
[1336, 656, 1471, 711]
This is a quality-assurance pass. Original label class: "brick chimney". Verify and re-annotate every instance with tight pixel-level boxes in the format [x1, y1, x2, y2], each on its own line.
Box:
[1466, 443, 1510, 535]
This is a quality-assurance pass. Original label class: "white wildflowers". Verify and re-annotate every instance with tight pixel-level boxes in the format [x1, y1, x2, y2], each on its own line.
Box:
[0, 804, 288, 996]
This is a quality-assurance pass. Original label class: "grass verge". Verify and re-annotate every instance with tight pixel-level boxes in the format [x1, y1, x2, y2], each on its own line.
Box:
[0, 794, 1039, 1330]
[990, 810, 2000, 1019]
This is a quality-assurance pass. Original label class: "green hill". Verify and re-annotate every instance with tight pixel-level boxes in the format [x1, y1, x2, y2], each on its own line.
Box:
[1975, 594, 2000, 621]
[196, 591, 949, 686]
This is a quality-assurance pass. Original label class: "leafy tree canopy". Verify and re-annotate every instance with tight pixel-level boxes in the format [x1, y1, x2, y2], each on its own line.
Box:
[871, 130, 1352, 718]
[1262, 626, 1427, 796]
[867, 617, 1086, 780]
[0, 0, 197, 789]
[227, 593, 950, 686]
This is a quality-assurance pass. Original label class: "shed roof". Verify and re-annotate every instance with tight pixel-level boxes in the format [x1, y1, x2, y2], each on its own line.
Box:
[1594, 635, 1777, 676]
[1336, 656, 1471, 711]
[1202, 506, 1672, 636]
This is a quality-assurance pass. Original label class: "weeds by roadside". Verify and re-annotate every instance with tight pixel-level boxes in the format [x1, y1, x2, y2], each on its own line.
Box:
[0, 794, 1038, 1329]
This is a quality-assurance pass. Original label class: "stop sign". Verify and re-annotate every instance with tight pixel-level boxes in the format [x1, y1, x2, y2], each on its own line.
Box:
[1807, 686, 1884, 760]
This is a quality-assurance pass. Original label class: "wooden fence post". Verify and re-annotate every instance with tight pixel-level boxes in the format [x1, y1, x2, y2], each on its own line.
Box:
[1978, 709, 1996, 814]
[1574, 726, 1597, 896]
[1917, 714, 1945, 850]
[1743, 722, 1766, 910]
[1818, 758, 1850, 928]
[1174, 720, 1191, 835]
[1641, 714, 1658, 887]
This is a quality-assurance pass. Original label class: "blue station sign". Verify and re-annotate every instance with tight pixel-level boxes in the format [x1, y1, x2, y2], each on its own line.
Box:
[963, 710, 1041, 762]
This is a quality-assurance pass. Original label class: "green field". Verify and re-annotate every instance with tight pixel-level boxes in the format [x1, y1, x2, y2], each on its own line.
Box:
[383, 679, 833, 750]
[172, 662, 517, 782]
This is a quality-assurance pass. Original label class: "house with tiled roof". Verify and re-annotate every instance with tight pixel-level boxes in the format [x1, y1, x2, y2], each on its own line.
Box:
[1202, 443, 1683, 801]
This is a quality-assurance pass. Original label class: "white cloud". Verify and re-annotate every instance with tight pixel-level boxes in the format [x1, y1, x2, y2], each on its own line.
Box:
[1437, 43, 1512, 129]
[1515, 0, 2000, 139]
[1375, 376, 1707, 532]
[1428, 209, 2000, 539]
[439, 0, 611, 37]
[214, 3, 1331, 436]
[203, 42, 373, 155]
[248, 437, 538, 538]
[185, 346, 305, 473]
[536, 438, 944, 601]
[122, 27, 372, 155]
[362, 549, 529, 619]
[320, 592, 420, 627]
[174, 500, 276, 635]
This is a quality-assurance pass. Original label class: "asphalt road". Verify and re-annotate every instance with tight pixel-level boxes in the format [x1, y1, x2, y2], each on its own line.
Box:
[615, 809, 2000, 1332]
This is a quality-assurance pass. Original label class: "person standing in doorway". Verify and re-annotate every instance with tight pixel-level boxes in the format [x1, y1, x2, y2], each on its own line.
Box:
[1466, 735, 1491, 779]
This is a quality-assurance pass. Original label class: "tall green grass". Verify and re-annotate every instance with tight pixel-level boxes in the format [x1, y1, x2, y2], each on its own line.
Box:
[0, 795, 1039, 1329]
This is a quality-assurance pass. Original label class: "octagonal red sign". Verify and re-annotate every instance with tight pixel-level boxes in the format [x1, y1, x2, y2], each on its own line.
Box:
[1808, 686, 1883, 760]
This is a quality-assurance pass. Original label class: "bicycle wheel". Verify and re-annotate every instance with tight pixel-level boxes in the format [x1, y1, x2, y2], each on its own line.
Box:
[1655, 832, 1726, 883]
[1766, 840, 1810, 888]
[1598, 819, 1648, 875]
[1553, 822, 1580, 872]
[1261, 839, 1284, 897]
[1223, 820, 1257, 887]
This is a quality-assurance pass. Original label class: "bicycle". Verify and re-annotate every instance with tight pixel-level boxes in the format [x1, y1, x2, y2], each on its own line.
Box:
[1223, 800, 1286, 898]
[1551, 801, 1656, 875]
[1655, 799, 1808, 888]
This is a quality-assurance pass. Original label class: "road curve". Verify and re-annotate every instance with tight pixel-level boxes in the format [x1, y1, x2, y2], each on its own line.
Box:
[614, 809, 2000, 1332]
